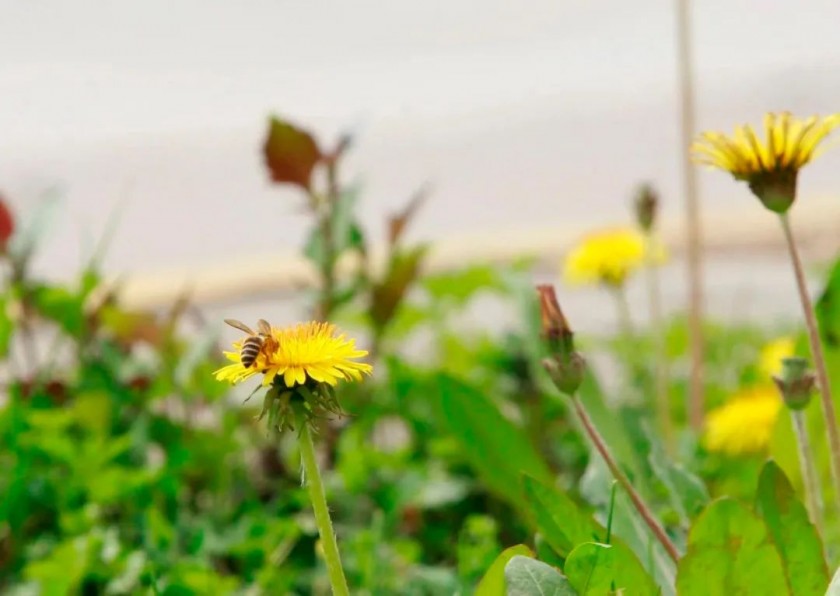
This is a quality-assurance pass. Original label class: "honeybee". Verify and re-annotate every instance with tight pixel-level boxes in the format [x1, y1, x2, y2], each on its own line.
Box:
[224, 318, 277, 368]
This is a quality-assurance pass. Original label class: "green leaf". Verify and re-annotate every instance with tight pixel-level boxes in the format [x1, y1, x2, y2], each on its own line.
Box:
[29, 284, 85, 336]
[564, 542, 658, 596]
[755, 461, 829, 596]
[475, 545, 534, 596]
[647, 432, 709, 525]
[505, 555, 577, 596]
[0, 293, 13, 357]
[522, 475, 604, 559]
[423, 264, 507, 307]
[436, 375, 552, 505]
[816, 258, 840, 349]
[676, 498, 788, 596]
[262, 116, 321, 190]
[503, 555, 576, 596]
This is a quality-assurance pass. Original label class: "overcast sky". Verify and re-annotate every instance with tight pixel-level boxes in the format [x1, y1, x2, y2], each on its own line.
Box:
[2, 0, 840, 281]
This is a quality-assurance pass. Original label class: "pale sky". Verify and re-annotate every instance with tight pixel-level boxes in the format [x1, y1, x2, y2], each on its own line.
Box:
[2, 0, 839, 280]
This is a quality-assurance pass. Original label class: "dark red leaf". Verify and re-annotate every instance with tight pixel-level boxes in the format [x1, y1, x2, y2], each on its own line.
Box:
[388, 184, 430, 246]
[262, 117, 322, 191]
[0, 194, 14, 253]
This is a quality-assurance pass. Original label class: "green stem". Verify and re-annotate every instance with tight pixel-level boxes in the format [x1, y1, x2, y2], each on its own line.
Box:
[790, 410, 824, 529]
[571, 395, 680, 562]
[296, 411, 350, 596]
[779, 213, 840, 515]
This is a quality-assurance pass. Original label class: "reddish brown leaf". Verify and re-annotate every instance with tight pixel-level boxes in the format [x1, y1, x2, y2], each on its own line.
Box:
[388, 184, 430, 246]
[0, 194, 15, 253]
[262, 117, 322, 190]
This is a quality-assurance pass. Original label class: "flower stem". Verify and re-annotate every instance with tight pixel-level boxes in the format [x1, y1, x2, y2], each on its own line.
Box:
[296, 413, 350, 596]
[790, 409, 824, 528]
[779, 213, 840, 513]
[675, 0, 705, 433]
[644, 231, 673, 449]
[571, 395, 680, 562]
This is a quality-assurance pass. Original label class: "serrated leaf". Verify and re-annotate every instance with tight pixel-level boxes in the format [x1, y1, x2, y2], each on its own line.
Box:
[504, 556, 576, 596]
[475, 545, 534, 596]
[564, 542, 658, 596]
[522, 475, 604, 559]
[755, 461, 829, 596]
[676, 498, 788, 596]
[435, 375, 552, 505]
[263, 117, 321, 190]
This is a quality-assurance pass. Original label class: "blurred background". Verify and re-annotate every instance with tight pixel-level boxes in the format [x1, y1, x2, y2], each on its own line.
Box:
[2, 0, 840, 323]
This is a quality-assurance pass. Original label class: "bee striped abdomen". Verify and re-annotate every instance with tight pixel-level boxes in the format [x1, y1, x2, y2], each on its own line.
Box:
[240, 336, 264, 368]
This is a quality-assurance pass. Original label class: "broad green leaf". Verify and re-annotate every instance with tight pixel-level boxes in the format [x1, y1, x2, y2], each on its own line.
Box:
[262, 116, 321, 190]
[755, 461, 829, 596]
[676, 498, 788, 596]
[522, 475, 604, 558]
[436, 376, 552, 504]
[475, 545, 533, 596]
[564, 542, 658, 596]
[503, 555, 576, 596]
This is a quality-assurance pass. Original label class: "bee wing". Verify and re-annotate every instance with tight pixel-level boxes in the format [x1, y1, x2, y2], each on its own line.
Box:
[224, 318, 255, 335]
[256, 319, 272, 335]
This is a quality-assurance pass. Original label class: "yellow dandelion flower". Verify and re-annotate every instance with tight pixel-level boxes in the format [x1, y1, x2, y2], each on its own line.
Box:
[759, 336, 796, 378]
[704, 386, 781, 456]
[564, 227, 665, 287]
[214, 321, 372, 388]
[692, 112, 840, 212]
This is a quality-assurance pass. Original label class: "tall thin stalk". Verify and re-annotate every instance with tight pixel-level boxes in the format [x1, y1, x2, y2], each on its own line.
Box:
[644, 232, 673, 448]
[296, 411, 350, 596]
[675, 0, 705, 431]
[571, 396, 680, 563]
[790, 409, 824, 528]
[779, 213, 840, 512]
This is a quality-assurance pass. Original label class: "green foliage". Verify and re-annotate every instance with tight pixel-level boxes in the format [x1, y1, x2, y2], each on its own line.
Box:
[5, 118, 840, 595]
[476, 544, 533, 596]
[504, 555, 575, 596]
[564, 542, 658, 596]
[676, 498, 787, 595]
[755, 462, 829, 596]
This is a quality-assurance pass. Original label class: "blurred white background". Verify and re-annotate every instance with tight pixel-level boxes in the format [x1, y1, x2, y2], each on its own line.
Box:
[1, 0, 839, 327]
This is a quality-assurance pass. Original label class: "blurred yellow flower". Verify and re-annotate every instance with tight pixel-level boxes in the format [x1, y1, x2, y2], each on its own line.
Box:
[214, 321, 372, 388]
[759, 336, 796, 378]
[564, 227, 665, 287]
[692, 112, 840, 212]
[704, 386, 781, 456]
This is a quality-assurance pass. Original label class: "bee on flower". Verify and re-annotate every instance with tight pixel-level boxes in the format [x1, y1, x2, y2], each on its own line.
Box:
[692, 112, 840, 213]
[214, 319, 372, 431]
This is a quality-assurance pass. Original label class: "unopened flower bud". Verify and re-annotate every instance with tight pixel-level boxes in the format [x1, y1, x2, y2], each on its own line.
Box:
[773, 356, 816, 410]
[537, 285, 586, 395]
[634, 184, 658, 232]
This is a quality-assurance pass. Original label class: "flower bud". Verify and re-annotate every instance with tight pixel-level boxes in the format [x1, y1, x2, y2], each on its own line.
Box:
[537, 285, 586, 395]
[634, 184, 658, 232]
[773, 356, 816, 410]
